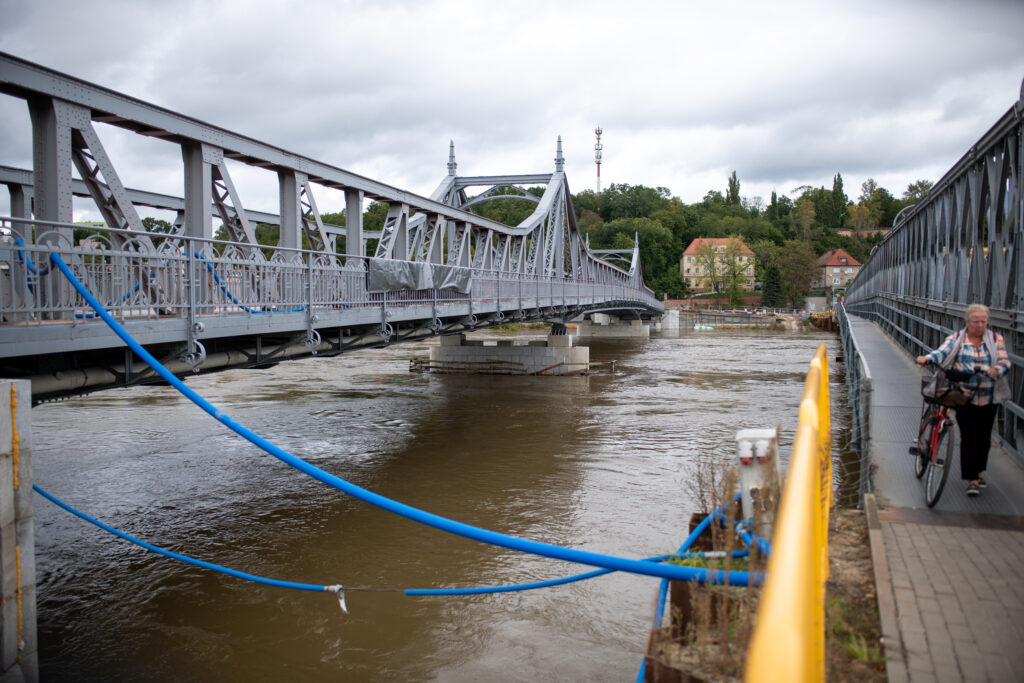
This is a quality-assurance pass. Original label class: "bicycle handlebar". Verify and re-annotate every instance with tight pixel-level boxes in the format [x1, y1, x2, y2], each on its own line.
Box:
[923, 361, 988, 383]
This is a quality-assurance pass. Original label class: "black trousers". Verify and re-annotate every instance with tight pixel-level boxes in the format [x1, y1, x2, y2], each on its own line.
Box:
[955, 403, 998, 480]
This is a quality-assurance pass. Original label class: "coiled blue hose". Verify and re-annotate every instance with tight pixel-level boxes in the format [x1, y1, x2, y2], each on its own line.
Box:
[50, 251, 763, 586]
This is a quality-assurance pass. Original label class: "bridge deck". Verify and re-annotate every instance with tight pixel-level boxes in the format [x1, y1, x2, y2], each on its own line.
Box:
[848, 315, 1024, 682]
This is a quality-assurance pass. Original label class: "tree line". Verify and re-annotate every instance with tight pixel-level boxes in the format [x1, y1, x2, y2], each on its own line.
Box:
[564, 173, 931, 305]
[149, 169, 928, 308]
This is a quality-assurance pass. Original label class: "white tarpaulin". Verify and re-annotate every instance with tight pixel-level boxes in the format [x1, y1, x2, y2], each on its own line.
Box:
[367, 259, 472, 294]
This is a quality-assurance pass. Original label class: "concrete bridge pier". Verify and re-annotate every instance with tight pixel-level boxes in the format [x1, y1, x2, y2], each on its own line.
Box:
[652, 310, 680, 333]
[575, 313, 650, 339]
[428, 330, 590, 375]
[1, 380, 37, 683]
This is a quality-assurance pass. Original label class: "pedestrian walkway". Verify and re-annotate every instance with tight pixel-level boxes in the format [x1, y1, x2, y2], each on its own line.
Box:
[848, 316, 1024, 683]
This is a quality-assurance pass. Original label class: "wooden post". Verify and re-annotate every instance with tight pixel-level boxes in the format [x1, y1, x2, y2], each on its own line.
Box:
[1, 380, 37, 683]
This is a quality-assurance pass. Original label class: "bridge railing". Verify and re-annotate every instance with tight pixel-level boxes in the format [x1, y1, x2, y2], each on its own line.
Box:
[746, 343, 831, 683]
[844, 78, 1023, 465]
[837, 303, 873, 498]
[0, 217, 662, 333]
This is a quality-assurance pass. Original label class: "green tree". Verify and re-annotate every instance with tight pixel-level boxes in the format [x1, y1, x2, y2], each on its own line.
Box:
[727, 171, 741, 206]
[471, 186, 544, 226]
[747, 238, 780, 283]
[767, 191, 779, 221]
[578, 209, 603, 230]
[765, 192, 794, 236]
[760, 265, 785, 307]
[595, 183, 671, 221]
[776, 239, 819, 306]
[585, 216, 675, 291]
[651, 269, 688, 300]
[831, 173, 847, 228]
[702, 190, 727, 210]
[720, 237, 750, 306]
[141, 217, 173, 233]
[847, 204, 874, 234]
[902, 179, 933, 203]
[795, 198, 817, 241]
[573, 190, 599, 217]
[858, 179, 898, 227]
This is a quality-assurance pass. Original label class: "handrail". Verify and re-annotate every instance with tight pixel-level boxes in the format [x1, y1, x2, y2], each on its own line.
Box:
[745, 343, 831, 682]
[837, 304, 873, 497]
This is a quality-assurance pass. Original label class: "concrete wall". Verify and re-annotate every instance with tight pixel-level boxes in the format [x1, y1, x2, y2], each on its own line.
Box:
[804, 297, 828, 313]
[575, 317, 649, 339]
[1, 380, 37, 683]
[659, 310, 679, 331]
[430, 334, 589, 375]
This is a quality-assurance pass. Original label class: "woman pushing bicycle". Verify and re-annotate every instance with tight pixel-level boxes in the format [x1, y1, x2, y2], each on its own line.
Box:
[916, 303, 1011, 497]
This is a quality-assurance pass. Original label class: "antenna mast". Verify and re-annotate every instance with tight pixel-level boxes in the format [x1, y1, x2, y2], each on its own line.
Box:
[594, 126, 603, 198]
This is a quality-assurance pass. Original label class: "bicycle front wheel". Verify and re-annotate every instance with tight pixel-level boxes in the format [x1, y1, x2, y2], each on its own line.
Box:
[914, 408, 932, 479]
[925, 424, 954, 507]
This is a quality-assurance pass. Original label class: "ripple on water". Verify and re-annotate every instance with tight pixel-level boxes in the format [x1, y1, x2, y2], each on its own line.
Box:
[32, 329, 846, 682]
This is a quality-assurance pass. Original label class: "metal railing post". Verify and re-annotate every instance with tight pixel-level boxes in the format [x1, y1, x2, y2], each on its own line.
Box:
[186, 240, 198, 353]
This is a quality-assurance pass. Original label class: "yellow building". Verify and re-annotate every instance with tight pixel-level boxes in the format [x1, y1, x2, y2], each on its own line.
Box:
[680, 237, 756, 292]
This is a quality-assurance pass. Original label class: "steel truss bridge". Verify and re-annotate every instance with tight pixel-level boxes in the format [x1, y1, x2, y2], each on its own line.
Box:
[845, 77, 1024, 462]
[0, 53, 662, 402]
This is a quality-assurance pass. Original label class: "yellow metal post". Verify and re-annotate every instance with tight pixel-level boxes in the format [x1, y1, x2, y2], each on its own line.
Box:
[745, 344, 830, 682]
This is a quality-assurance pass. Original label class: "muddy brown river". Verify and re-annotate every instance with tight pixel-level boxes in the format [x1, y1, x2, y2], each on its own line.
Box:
[31, 327, 852, 681]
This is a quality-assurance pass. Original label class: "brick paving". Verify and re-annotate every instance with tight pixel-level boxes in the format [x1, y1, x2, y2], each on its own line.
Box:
[849, 317, 1024, 683]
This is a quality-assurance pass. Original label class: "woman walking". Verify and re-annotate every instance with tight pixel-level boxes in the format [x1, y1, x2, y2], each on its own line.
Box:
[916, 304, 1011, 496]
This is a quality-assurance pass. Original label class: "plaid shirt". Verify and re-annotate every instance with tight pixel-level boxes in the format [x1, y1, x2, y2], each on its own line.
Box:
[925, 331, 1011, 406]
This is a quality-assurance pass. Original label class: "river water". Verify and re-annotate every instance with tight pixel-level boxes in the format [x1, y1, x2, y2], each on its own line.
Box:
[31, 327, 853, 682]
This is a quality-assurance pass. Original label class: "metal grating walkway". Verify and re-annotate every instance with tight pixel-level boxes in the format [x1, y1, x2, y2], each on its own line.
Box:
[850, 315, 1024, 683]
[849, 315, 1024, 515]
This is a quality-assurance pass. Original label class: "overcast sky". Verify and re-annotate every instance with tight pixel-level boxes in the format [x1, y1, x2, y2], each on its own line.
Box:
[2, 0, 1023, 220]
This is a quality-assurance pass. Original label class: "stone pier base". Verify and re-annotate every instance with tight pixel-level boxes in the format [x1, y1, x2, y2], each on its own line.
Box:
[652, 310, 679, 332]
[427, 333, 589, 375]
[575, 313, 650, 339]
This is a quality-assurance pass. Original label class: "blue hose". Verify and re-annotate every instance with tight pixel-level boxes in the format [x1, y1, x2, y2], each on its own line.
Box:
[37, 478, 746, 600]
[35, 482, 745, 601]
[636, 496, 765, 683]
[49, 251, 762, 586]
[34, 483, 330, 593]
[14, 238, 50, 275]
[413, 550, 749, 597]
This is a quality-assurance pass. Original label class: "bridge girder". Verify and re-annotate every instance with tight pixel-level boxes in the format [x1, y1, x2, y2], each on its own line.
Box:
[845, 78, 1024, 463]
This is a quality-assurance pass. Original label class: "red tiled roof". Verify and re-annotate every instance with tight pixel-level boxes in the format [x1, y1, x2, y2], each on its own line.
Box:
[682, 237, 754, 255]
[817, 248, 861, 267]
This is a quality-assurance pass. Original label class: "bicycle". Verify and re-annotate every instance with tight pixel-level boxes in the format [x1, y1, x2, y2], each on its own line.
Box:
[908, 364, 982, 507]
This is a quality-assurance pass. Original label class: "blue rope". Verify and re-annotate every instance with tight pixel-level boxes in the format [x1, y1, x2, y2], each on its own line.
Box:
[195, 252, 306, 314]
[49, 251, 763, 587]
[33, 483, 332, 594]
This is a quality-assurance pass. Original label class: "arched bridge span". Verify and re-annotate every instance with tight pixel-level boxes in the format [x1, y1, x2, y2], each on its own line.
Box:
[0, 53, 662, 402]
